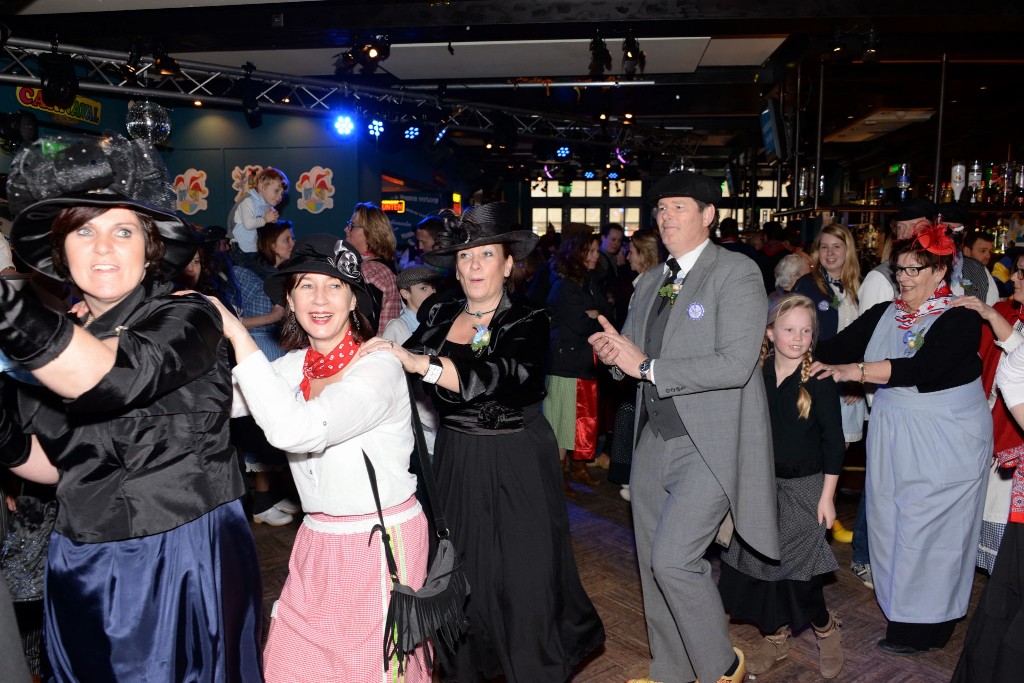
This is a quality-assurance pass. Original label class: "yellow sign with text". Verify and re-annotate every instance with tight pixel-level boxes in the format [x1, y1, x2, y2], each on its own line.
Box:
[17, 87, 102, 126]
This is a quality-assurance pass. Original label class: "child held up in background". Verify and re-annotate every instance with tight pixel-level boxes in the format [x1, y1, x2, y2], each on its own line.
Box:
[231, 167, 288, 265]
[717, 294, 846, 679]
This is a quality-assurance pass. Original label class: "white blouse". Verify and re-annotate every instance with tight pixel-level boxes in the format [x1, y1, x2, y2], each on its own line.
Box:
[231, 348, 416, 516]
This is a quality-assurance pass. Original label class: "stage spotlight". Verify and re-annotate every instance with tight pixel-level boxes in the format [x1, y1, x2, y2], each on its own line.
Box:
[118, 42, 143, 85]
[368, 119, 384, 137]
[583, 170, 596, 180]
[434, 124, 449, 144]
[588, 35, 612, 78]
[556, 145, 571, 159]
[333, 114, 355, 136]
[0, 111, 38, 146]
[335, 35, 391, 75]
[152, 45, 182, 78]
[622, 34, 647, 78]
[38, 50, 79, 109]
[240, 63, 262, 129]
[404, 125, 420, 140]
[607, 170, 620, 180]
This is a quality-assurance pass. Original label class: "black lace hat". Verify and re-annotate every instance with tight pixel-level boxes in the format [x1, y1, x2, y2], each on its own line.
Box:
[6, 132, 194, 279]
[264, 234, 383, 331]
[422, 202, 538, 268]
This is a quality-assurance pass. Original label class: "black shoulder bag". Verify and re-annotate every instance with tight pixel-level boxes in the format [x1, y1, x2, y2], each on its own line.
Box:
[363, 373, 470, 674]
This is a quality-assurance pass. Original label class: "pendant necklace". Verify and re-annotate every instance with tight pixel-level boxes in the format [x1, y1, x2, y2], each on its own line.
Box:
[464, 303, 499, 318]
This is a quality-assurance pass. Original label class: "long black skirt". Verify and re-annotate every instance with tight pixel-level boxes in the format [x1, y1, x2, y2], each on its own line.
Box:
[951, 521, 1024, 682]
[432, 405, 605, 682]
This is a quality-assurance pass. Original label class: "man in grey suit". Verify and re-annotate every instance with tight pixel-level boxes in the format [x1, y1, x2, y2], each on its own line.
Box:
[589, 172, 780, 683]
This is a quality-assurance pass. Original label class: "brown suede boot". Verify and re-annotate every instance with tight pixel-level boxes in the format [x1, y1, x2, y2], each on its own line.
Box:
[814, 610, 843, 679]
[570, 459, 601, 485]
[745, 625, 790, 675]
[561, 459, 576, 498]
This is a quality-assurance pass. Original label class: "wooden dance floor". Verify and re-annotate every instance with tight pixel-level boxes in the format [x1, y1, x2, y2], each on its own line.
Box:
[253, 469, 980, 682]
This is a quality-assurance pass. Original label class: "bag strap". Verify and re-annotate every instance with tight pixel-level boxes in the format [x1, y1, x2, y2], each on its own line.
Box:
[363, 452, 400, 581]
[404, 372, 451, 539]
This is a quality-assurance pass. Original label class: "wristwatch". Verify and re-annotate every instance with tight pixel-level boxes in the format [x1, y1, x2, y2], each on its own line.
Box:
[639, 358, 652, 382]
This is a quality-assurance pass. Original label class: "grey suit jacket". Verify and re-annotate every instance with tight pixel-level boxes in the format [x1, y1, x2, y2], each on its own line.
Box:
[623, 242, 780, 561]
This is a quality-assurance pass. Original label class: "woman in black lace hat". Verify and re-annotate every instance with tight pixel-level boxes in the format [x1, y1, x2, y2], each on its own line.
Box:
[0, 133, 262, 681]
[361, 202, 605, 682]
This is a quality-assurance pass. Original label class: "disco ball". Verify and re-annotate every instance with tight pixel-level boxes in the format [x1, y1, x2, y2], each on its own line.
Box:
[126, 101, 171, 144]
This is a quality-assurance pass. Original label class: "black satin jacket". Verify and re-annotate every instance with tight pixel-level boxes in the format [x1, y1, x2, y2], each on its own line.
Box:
[405, 293, 549, 434]
[17, 281, 244, 543]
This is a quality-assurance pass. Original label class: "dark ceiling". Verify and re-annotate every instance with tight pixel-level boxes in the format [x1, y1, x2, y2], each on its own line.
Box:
[3, 0, 1024, 193]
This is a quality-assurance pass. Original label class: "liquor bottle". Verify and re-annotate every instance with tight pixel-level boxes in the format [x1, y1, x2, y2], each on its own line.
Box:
[987, 162, 1002, 203]
[941, 182, 954, 203]
[896, 163, 911, 201]
[1015, 162, 1024, 206]
[968, 160, 983, 201]
[951, 161, 967, 202]
[1003, 163, 1015, 205]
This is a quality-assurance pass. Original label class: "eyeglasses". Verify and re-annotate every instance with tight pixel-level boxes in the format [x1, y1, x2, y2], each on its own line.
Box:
[894, 265, 930, 277]
[345, 221, 363, 231]
[1013, 267, 1024, 279]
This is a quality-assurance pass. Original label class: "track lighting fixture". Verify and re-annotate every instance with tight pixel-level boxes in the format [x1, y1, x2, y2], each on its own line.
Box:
[38, 43, 79, 109]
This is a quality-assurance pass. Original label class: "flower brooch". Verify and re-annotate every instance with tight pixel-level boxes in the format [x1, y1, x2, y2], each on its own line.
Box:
[470, 324, 491, 355]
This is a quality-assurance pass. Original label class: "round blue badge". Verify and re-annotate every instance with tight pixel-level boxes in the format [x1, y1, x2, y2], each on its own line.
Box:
[902, 329, 913, 344]
[817, 300, 829, 312]
[687, 302, 705, 320]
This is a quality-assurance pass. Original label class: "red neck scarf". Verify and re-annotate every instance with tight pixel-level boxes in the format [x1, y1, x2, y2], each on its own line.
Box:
[893, 281, 953, 331]
[300, 328, 360, 400]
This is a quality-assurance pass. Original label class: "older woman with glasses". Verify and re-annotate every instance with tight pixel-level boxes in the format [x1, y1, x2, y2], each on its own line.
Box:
[344, 202, 402, 329]
[811, 226, 990, 657]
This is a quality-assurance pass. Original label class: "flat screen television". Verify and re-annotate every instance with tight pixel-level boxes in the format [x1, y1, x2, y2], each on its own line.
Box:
[760, 98, 788, 164]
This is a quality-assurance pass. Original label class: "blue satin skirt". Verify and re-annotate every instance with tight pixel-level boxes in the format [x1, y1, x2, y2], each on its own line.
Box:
[44, 500, 264, 682]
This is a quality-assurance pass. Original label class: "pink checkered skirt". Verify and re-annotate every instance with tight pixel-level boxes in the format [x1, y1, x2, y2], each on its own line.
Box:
[263, 495, 431, 683]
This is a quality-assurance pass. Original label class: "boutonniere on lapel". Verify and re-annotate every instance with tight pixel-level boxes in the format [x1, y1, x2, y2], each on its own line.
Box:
[959, 276, 974, 289]
[658, 276, 685, 306]
[470, 324, 491, 356]
[829, 292, 842, 309]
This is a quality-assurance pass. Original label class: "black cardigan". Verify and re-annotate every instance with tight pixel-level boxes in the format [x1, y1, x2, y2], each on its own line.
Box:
[815, 302, 982, 392]
[764, 362, 845, 479]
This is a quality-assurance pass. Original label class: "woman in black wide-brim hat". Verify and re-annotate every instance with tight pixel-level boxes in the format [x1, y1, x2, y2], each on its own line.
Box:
[203, 234, 432, 681]
[0, 133, 263, 680]
[361, 202, 605, 682]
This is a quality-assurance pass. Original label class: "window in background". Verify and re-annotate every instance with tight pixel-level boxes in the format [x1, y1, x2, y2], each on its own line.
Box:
[532, 207, 562, 233]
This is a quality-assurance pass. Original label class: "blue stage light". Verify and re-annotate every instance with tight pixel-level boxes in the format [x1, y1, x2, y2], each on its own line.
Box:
[368, 119, 384, 137]
[333, 115, 355, 136]
[404, 125, 420, 140]
[556, 145, 571, 158]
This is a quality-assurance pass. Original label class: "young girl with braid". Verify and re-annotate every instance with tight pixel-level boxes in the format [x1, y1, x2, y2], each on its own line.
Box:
[717, 294, 847, 679]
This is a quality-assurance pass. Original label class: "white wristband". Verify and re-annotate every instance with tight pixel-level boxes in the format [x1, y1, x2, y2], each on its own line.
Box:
[422, 356, 443, 384]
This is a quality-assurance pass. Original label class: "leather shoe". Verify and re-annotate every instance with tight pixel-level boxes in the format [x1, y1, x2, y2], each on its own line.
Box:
[695, 647, 746, 683]
[253, 506, 294, 526]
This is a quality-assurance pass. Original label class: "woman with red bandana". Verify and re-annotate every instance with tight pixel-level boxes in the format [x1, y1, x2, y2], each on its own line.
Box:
[208, 235, 431, 682]
[812, 225, 991, 656]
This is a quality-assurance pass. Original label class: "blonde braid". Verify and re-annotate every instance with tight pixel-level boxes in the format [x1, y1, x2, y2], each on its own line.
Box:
[796, 350, 813, 419]
[759, 335, 772, 368]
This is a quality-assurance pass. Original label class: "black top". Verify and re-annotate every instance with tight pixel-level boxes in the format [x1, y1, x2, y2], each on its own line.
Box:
[405, 293, 550, 433]
[17, 281, 244, 543]
[545, 272, 609, 380]
[815, 302, 983, 392]
[763, 362, 845, 479]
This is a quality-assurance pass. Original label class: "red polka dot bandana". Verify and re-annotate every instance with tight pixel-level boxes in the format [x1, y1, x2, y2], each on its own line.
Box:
[300, 328, 360, 400]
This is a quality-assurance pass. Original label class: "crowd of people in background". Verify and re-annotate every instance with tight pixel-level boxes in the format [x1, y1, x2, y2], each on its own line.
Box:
[2, 135, 1024, 683]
